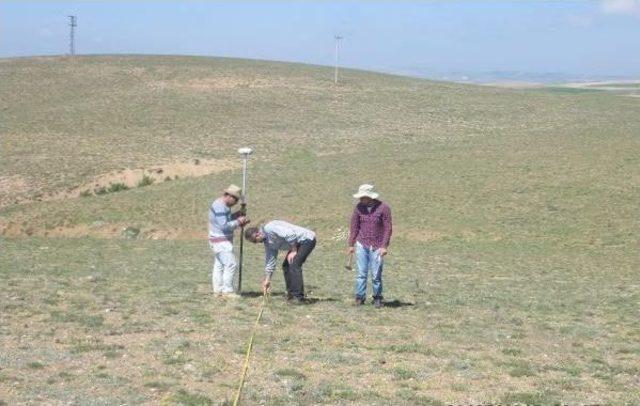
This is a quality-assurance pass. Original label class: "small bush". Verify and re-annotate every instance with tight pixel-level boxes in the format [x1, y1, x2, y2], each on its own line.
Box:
[501, 391, 550, 405]
[137, 175, 155, 187]
[94, 187, 107, 195]
[276, 368, 307, 380]
[507, 360, 536, 377]
[167, 389, 212, 405]
[79, 190, 92, 197]
[502, 348, 522, 356]
[393, 367, 417, 380]
[107, 182, 128, 193]
[122, 227, 140, 239]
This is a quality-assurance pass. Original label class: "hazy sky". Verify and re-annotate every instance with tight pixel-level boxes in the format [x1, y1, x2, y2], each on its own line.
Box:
[2, 1, 640, 79]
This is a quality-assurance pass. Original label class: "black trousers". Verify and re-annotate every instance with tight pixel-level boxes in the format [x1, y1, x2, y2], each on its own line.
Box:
[282, 238, 316, 299]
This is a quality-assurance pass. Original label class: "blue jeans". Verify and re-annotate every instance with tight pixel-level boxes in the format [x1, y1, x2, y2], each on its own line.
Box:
[355, 242, 383, 299]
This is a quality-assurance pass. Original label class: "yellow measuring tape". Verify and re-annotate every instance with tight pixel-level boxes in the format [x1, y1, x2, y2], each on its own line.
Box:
[232, 292, 269, 406]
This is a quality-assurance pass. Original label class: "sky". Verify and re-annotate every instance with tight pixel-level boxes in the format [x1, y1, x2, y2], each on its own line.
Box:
[2, 1, 640, 81]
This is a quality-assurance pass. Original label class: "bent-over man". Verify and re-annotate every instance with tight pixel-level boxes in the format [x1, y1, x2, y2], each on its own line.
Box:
[244, 220, 316, 304]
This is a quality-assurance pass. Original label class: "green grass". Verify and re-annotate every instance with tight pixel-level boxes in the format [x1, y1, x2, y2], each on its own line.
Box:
[0, 55, 639, 404]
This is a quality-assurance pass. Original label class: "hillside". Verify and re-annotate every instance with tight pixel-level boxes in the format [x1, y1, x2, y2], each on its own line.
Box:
[1, 56, 638, 243]
[1, 56, 638, 404]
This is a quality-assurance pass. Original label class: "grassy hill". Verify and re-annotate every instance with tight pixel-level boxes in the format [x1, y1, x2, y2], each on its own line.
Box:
[1, 56, 638, 404]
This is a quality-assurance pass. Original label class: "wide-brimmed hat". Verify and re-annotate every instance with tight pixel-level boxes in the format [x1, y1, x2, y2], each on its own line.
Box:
[353, 184, 379, 199]
[223, 184, 242, 199]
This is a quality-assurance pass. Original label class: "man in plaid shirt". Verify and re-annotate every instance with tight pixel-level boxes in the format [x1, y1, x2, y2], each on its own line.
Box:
[348, 184, 392, 308]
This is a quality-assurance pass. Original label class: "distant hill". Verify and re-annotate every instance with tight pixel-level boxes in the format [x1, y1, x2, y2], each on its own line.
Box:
[1, 55, 638, 245]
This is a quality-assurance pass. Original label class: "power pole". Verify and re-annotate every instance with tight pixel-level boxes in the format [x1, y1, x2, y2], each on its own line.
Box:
[334, 35, 343, 84]
[68, 15, 77, 56]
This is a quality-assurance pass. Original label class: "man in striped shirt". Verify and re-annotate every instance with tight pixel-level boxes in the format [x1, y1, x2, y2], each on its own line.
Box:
[244, 220, 316, 304]
[208, 184, 250, 297]
[348, 184, 392, 308]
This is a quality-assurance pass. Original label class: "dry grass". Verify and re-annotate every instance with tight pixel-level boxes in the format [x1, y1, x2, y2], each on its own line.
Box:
[1, 55, 639, 404]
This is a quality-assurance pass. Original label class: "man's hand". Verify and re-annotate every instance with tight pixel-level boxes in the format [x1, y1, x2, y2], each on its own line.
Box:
[347, 246, 355, 254]
[237, 216, 250, 227]
[286, 251, 297, 264]
[379, 247, 388, 256]
[262, 278, 271, 294]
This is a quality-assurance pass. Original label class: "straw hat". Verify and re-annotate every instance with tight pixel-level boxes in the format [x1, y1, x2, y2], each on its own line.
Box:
[224, 184, 242, 199]
[353, 184, 379, 199]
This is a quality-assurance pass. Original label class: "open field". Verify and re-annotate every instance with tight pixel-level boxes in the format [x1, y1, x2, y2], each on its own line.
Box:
[1, 56, 639, 404]
[484, 80, 640, 98]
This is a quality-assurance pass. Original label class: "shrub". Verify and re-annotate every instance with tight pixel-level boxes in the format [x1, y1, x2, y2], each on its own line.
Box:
[107, 183, 128, 193]
[137, 175, 155, 187]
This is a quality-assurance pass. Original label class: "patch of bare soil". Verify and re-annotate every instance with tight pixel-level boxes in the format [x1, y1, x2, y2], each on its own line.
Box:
[66, 158, 237, 198]
[2, 158, 237, 208]
[0, 175, 33, 204]
[0, 220, 206, 240]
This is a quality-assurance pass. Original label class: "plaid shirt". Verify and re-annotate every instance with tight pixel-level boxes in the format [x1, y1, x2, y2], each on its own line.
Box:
[348, 200, 392, 249]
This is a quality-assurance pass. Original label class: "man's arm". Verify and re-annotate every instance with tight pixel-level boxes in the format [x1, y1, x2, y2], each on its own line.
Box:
[262, 245, 277, 293]
[264, 245, 277, 277]
[381, 205, 392, 250]
[347, 208, 360, 252]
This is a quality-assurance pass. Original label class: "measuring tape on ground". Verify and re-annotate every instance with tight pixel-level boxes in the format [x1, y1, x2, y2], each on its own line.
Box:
[232, 292, 270, 406]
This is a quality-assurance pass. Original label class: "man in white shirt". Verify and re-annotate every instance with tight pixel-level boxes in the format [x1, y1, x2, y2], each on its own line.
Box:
[208, 184, 250, 297]
[244, 220, 316, 304]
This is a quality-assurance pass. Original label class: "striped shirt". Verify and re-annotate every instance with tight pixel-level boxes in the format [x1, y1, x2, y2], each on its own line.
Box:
[208, 198, 240, 242]
[348, 200, 392, 249]
[262, 220, 316, 275]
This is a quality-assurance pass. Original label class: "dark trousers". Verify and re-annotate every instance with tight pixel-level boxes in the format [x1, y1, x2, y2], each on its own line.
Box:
[282, 238, 316, 299]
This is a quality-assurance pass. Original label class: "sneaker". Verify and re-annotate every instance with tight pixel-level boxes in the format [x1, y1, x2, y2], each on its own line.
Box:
[285, 292, 294, 301]
[354, 297, 364, 306]
[373, 298, 383, 308]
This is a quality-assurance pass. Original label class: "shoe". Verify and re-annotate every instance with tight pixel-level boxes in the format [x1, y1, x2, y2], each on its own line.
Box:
[373, 297, 383, 308]
[286, 292, 293, 301]
[290, 297, 308, 305]
[354, 297, 364, 306]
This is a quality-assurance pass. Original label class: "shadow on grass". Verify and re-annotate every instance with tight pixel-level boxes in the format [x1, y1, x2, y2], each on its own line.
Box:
[240, 291, 272, 298]
[240, 291, 338, 304]
[383, 300, 414, 308]
[305, 297, 338, 304]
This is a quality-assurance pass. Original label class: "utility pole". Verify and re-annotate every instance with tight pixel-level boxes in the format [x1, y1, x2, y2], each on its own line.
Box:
[68, 15, 77, 56]
[334, 35, 343, 84]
